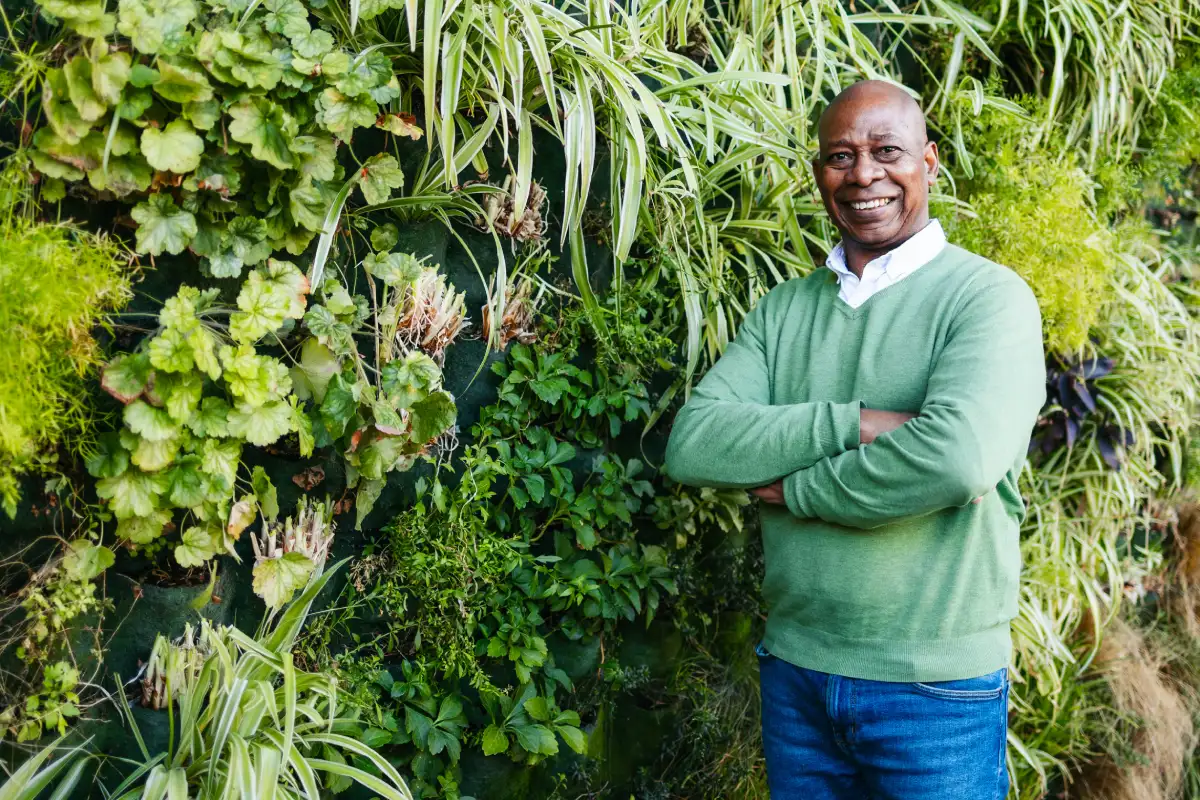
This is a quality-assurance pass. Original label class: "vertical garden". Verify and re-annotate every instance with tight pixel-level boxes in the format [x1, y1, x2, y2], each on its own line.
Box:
[4, 0, 1200, 797]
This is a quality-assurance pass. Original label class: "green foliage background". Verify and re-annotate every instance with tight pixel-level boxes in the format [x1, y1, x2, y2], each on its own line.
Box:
[5, 0, 1200, 798]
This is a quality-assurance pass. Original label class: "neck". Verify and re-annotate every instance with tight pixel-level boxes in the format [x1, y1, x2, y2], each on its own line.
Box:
[842, 217, 931, 278]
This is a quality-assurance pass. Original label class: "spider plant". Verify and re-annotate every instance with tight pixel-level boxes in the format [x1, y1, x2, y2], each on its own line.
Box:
[108, 558, 414, 800]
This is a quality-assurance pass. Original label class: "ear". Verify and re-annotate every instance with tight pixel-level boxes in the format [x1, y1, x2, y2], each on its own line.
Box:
[923, 140, 939, 186]
[810, 156, 821, 190]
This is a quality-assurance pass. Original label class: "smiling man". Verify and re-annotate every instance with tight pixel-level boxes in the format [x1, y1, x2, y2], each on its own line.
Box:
[664, 80, 1047, 798]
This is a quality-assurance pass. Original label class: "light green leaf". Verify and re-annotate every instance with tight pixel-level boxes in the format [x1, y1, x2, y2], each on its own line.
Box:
[90, 43, 132, 105]
[39, 0, 115, 36]
[228, 401, 294, 446]
[116, 509, 172, 544]
[370, 223, 398, 251]
[156, 371, 204, 422]
[96, 468, 165, 518]
[101, 352, 152, 403]
[165, 454, 207, 507]
[481, 725, 508, 756]
[129, 64, 160, 87]
[62, 540, 116, 580]
[358, 153, 404, 205]
[64, 55, 108, 122]
[355, 478, 385, 530]
[557, 725, 586, 755]
[183, 98, 220, 129]
[86, 432, 130, 479]
[43, 68, 93, 144]
[293, 135, 338, 182]
[124, 400, 180, 442]
[128, 432, 181, 471]
[229, 97, 294, 169]
[141, 119, 204, 173]
[201, 438, 241, 490]
[117, 0, 198, 54]
[148, 328, 195, 373]
[290, 338, 340, 403]
[154, 57, 213, 103]
[251, 466, 279, 520]
[315, 87, 376, 140]
[362, 251, 420, 288]
[292, 28, 334, 58]
[408, 390, 456, 444]
[188, 396, 233, 438]
[263, 0, 309, 37]
[175, 525, 221, 567]
[131, 193, 197, 255]
[253, 552, 315, 609]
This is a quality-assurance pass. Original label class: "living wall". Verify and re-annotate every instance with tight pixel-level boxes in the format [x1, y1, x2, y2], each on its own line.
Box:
[5, 0, 1200, 798]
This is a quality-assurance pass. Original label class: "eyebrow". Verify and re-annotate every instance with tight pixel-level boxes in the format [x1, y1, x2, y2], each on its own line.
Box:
[824, 132, 903, 149]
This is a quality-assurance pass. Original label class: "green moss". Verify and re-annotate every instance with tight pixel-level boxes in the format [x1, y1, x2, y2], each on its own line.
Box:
[944, 104, 1116, 356]
[0, 196, 132, 514]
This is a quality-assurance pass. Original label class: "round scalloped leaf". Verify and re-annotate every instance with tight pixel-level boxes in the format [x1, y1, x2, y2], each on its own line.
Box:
[131, 193, 197, 255]
[101, 352, 153, 403]
[153, 57, 213, 103]
[64, 55, 108, 122]
[90, 42, 131, 106]
[227, 400, 294, 446]
[116, 509, 172, 544]
[124, 400, 180, 442]
[175, 524, 221, 567]
[228, 97, 294, 169]
[96, 467, 165, 518]
[253, 552, 315, 609]
[117, 0, 198, 55]
[141, 119, 204, 173]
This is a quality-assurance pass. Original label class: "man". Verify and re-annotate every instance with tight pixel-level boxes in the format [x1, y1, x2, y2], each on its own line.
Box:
[663, 80, 1046, 799]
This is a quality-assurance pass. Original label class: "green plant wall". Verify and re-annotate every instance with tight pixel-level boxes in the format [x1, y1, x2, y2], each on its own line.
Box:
[5, 0, 1200, 798]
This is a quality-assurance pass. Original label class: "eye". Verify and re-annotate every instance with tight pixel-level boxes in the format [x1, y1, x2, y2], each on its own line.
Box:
[827, 152, 851, 163]
[877, 145, 901, 157]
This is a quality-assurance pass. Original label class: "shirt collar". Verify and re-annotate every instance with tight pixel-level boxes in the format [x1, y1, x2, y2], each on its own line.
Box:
[825, 219, 946, 282]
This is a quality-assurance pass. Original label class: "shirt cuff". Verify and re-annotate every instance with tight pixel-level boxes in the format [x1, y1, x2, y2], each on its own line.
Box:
[784, 469, 812, 519]
[834, 400, 864, 451]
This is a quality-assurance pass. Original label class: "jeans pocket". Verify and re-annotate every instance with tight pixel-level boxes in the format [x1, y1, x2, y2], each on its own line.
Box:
[913, 668, 1007, 701]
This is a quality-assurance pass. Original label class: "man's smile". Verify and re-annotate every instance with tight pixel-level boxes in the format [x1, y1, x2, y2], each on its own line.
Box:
[846, 197, 896, 211]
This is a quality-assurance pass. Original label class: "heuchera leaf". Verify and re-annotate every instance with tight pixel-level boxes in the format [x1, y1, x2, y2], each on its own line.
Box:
[253, 552, 315, 608]
[228, 97, 294, 169]
[124, 400, 180, 442]
[363, 251, 421, 288]
[141, 119, 204, 173]
[227, 400, 294, 445]
[116, 509, 172, 544]
[86, 432, 130, 479]
[357, 153, 404, 205]
[153, 57, 213, 103]
[290, 338, 340, 403]
[382, 352, 443, 407]
[89, 42, 132, 106]
[102, 352, 152, 403]
[117, 0, 198, 55]
[64, 55, 108, 122]
[42, 68, 93, 144]
[316, 87, 376, 140]
[131, 193, 197, 255]
[175, 525, 221, 567]
[96, 468, 165, 518]
[188, 396, 233, 438]
[39, 0, 116, 37]
[408, 391, 456, 447]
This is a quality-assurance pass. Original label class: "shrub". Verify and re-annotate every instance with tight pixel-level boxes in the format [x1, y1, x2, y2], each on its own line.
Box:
[945, 103, 1116, 356]
[0, 199, 132, 515]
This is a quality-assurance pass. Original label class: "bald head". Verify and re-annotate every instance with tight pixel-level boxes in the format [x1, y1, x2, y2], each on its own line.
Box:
[811, 80, 939, 271]
[818, 80, 927, 146]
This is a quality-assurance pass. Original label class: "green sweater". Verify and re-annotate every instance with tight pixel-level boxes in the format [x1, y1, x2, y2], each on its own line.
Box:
[664, 245, 1046, 682]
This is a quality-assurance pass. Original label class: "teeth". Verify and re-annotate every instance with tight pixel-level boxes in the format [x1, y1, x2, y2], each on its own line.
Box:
[850, 198, 894, 210]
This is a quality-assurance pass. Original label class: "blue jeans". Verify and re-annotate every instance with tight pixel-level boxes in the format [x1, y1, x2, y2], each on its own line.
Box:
[757, 643, 1009, 800]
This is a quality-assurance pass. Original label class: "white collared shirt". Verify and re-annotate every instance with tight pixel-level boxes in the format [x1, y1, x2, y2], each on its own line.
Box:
[825, 219, 947, 309]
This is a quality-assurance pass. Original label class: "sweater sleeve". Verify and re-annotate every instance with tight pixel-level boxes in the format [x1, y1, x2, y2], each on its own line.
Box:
[664, 291, 863, 489]
[783, 272, 1046, 529]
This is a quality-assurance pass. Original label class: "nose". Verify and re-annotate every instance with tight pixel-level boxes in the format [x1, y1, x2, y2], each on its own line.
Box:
[847, 154, 885, 186]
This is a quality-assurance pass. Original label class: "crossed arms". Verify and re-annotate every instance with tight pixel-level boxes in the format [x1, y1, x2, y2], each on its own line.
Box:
[663, 277, 1046, 530]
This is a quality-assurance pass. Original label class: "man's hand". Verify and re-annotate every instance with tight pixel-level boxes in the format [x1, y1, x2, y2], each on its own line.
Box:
[751, 480, 786, 505]
[860, 409, 917, 445]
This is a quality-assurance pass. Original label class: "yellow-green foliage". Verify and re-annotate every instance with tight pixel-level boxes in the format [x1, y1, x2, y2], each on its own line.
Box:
[0, 211, 131, 514]
[946, 108, 1114, 356]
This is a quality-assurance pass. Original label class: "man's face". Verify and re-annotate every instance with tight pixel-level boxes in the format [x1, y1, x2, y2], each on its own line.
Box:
[811, 99, 938, 251]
